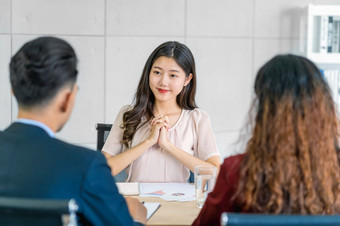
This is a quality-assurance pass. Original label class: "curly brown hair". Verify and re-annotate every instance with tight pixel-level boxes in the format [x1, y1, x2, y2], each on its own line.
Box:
[234, 54, 340, 214]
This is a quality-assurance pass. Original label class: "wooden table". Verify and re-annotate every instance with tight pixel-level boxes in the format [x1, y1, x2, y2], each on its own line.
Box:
[135, 196, 200, 226]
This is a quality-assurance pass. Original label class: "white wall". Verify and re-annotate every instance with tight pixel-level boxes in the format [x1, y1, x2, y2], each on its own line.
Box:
[1, 0, 340, 158]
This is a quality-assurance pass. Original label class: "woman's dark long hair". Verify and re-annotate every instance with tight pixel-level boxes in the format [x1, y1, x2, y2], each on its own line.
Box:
[234, 54, 340, 214]
[121, 41, 197, 148]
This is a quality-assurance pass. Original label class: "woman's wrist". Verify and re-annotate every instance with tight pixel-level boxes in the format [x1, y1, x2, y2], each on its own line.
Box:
[143, 138, 156, 147]
[160, 140, 172, 152]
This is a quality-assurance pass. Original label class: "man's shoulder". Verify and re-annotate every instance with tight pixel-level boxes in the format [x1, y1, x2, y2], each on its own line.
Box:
[0, 123, 104, 168]
[46, 139, 108, 179]
[52, 138, 101, 159]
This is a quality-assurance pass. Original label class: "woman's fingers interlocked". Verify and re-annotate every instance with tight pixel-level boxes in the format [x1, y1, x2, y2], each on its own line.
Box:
[148, 115, 170, 145]
[151, 115, 169, 129]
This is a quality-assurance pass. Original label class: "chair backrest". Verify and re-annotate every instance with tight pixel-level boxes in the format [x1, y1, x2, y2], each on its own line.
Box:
[220, 212, 340, 226]
[95, 123, 128, 182]
[0, 196, 78, 226]
[95, 123, 113, 151]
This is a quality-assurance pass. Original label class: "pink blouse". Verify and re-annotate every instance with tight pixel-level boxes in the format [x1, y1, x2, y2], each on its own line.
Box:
[102, 105, 220, 182]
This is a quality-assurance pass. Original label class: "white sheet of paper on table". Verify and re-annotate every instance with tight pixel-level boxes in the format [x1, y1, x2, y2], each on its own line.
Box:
[143, 202, 161, 219]
[139, 183, 195, 201]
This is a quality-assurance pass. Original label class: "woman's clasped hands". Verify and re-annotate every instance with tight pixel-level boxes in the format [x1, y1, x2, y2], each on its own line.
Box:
[149, 115, 170, 148]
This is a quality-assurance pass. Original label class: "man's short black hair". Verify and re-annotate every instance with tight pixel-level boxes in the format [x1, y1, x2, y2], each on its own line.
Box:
[10, 36, 78, 108]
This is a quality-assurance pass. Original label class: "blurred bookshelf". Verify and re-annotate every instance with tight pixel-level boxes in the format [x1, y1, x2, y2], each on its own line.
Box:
[303, 4, 340, 110]
[306, 5, 340, 65]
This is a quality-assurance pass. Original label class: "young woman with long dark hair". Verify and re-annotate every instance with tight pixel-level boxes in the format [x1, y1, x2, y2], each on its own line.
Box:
[102, 41, 220, 182]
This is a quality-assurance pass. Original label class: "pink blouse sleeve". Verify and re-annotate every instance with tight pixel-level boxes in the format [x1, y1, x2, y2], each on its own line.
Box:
[101, 105, 131, 156]
[192, 109, 220, 161]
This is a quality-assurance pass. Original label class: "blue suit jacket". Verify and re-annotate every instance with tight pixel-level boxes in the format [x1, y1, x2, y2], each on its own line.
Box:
[0, 123, 136, 225]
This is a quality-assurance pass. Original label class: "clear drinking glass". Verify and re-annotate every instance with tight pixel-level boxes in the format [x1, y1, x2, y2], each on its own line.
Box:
[194, 166, 217, 208]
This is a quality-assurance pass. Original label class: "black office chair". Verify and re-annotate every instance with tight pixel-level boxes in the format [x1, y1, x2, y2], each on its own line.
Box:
[0, 196, 78, 226]
[95, 123, 113, 151]
[96, 123, 128, 182]
[220, 212, 340, 226]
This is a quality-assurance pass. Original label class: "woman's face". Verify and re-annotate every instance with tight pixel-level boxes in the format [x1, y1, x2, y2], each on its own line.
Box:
[149, 56, 192, 104]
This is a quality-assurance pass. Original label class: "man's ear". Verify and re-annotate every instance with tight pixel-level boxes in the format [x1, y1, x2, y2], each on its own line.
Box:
[58, 83, 78, 113]
[59, 89, 72, 113]
[184, 73, 193, 86]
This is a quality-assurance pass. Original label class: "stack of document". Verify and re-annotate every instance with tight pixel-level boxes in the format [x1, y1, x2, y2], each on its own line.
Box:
[116, 182, 139, 196]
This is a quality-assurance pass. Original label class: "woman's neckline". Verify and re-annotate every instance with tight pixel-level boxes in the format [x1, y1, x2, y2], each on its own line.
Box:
[168, 109, 185, 131]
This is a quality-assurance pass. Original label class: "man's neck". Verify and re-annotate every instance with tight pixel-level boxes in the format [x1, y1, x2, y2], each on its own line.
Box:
[17, 109, 58, 133]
